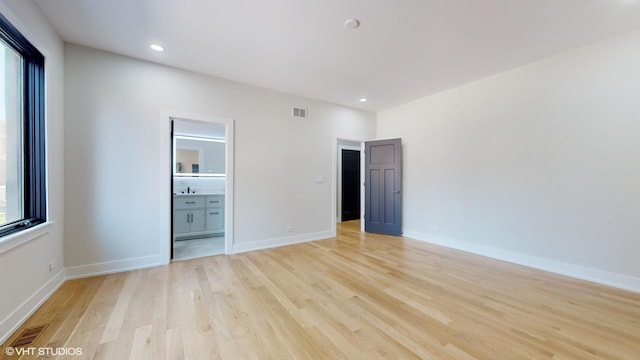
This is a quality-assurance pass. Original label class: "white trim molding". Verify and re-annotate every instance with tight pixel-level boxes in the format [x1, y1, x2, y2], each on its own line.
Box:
[232, 231, 333, 254]
[65, 254, 163, 280]
[0, 222, 53, 255]
[404, 230, 640, 294]
[0, 269, 65, 344]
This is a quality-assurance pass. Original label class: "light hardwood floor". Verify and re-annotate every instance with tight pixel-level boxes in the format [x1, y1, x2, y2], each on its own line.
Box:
[2, 221, 640, 359]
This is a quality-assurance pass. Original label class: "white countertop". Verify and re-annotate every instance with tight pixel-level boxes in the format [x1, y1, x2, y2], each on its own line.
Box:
[173, 193, 224, 197]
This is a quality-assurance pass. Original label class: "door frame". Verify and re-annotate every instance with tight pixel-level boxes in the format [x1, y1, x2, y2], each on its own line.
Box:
[160, 110, 235, 264]
[332, 137, 366, 236]
[337, 144, 361, 223]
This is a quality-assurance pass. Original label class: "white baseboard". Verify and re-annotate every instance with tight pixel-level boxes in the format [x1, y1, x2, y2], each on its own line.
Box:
[0, 269, 65, 344]
[403, 230, 640, 294]
[232, 231, 333, 254]
[65, 254, 163, 280]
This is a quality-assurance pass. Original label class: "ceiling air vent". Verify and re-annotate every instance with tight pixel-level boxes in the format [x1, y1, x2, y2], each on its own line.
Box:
[292, 107, 307, 118]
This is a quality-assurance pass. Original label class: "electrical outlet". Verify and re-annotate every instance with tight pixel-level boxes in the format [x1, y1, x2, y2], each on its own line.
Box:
[48, 261, 55, 272]
[287, 226, 295, 233]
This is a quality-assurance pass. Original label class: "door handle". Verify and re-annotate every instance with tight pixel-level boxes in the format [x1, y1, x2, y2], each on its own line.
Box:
[393, 190, 401, 194]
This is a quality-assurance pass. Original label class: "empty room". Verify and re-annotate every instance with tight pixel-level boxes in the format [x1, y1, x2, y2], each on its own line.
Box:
[0, 0, 639, 359]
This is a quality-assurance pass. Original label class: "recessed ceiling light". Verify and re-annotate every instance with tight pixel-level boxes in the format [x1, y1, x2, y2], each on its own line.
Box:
[344, 18, 360, 29]
[150, 44, 164, 52]
[359, 98, 368, 102]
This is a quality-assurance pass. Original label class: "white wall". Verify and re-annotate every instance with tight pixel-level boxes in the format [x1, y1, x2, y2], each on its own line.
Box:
[64, 44, 376, 271]
[378, 29, 640, 291]
[0, 0, 65, 342]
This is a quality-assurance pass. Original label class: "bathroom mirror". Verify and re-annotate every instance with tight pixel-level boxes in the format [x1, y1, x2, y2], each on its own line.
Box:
[174, 136, 225, 176]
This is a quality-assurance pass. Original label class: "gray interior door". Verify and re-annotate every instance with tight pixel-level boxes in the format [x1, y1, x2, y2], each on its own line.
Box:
[364, 138, 402, 235]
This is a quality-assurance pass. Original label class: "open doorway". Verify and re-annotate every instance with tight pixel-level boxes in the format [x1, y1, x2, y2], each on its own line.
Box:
[171, 118, 229, 261]
[341, 149, 360, 221]
[337, 139, 363, 224]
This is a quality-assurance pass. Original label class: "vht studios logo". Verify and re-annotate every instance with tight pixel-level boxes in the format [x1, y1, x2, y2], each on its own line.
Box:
[5, 346, 83, 356]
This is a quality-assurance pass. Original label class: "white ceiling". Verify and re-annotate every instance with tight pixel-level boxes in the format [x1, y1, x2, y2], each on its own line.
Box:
[34, 0, 640, 112]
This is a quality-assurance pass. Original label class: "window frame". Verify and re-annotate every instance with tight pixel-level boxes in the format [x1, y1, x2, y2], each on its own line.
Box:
[0, 12, 46, 237]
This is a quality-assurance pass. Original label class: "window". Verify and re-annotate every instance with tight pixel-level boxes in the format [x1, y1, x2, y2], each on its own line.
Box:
[0, 13, 46, 237]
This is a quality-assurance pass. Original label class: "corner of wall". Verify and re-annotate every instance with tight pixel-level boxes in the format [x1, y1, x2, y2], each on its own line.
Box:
[0, 269, 65, 344]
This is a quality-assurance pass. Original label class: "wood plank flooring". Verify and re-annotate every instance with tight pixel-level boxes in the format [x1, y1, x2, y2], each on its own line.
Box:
[2, 220, 640, 359]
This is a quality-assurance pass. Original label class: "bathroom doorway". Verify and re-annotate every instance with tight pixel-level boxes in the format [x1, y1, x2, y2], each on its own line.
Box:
[171, 117, 231, 261]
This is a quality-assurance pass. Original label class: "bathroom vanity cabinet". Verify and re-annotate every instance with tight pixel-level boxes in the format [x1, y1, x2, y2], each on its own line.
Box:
[174, 194, 224, 239]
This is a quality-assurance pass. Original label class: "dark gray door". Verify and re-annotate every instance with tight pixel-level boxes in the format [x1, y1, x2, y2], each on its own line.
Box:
[341, 149, 361, 221]
[364, 138, 402, 235]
